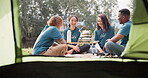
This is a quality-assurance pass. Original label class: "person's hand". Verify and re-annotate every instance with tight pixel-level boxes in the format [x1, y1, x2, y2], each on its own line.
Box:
[72, 46, 80, 52]
[64, 50, 73, 55]
[76, 43, 80, 47]
[99, 50, 104, 53]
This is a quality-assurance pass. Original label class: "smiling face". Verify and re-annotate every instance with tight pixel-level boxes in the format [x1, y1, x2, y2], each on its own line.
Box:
[118, 9, 130, 24]
[118, 12, 125, 24]
[97, 17, 103, 28]
[69, 16, 77, 27]
[96, 14, 110, 32]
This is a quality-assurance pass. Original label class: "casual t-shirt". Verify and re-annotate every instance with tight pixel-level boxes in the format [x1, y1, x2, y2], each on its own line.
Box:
[94, 26, 114, 48]
[32, 25, 62, 55]
[63, 27, 80, 42]
[118, 21, 132, 47]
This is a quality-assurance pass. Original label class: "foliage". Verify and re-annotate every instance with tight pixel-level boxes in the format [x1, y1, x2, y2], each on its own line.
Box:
[19, 0, 117, 39]
[127, 0, 134, 19]
[22, 48, 32, 55]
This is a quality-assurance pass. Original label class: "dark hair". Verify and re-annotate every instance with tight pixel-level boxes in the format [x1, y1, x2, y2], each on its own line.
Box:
[68, 16, 78, 27]
[119, 8, 130, 18]
[96, 14, 110, 32]
[47, 16, 63, 26]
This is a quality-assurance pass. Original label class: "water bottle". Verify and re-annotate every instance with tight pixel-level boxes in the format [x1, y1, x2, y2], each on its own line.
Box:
[67, 29, 71, 42]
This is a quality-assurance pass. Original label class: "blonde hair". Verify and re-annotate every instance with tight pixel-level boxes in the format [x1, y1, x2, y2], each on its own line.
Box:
[47, 16, 63, 26]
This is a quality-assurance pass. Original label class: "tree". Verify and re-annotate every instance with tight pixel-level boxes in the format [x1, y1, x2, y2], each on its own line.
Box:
[19, 0, 118, 48]
[127, 0, 134, 19]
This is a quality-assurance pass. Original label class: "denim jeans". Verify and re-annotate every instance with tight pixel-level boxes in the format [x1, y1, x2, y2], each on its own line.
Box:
[105, 41, 125, 56]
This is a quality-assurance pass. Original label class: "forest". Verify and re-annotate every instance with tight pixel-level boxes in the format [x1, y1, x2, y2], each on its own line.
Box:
[19, 0, 133, 48]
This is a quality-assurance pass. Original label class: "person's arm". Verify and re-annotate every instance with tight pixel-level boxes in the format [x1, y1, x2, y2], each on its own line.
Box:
[104, 33, 124, 51]
[108, 33, 124, 43]
[109, 23, 131, 43]
[66, 44, 80, 54]
[67, 44, 80, 52]
[55, 38, 80, 53]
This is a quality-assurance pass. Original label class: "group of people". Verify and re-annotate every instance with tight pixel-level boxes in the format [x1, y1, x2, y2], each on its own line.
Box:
[32, 8, 132, 57]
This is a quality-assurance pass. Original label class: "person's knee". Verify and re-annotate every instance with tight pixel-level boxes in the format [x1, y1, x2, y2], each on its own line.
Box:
[60, 44, 67, 47]
[79, 44, 90, 53]
[84, 44, 90, 49]
[63, 44, 68, 48]
[105, 41, 114, 49]
[59, 44, 68, 50]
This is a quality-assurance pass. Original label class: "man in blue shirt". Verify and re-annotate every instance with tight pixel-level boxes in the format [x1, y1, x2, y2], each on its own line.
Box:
[104, 9, 132, 56]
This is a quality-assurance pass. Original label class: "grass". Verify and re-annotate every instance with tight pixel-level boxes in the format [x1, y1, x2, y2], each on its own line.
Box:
[22, 48, 32, 55]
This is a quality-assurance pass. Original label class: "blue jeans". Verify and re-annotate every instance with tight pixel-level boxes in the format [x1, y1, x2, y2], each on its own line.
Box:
[105, 41, 125, 56]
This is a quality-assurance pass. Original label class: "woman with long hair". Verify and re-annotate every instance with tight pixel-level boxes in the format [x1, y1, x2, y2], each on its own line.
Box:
[94, 14, 114, 54]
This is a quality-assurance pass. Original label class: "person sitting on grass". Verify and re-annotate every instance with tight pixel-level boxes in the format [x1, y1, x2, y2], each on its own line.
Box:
[104, 8, 132, 57]
[64, 15, 90, 54]
[94, 14, 114, 55]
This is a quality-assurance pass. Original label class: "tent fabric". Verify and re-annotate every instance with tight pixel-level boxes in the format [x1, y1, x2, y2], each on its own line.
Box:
[11, 0, 22, 63]
[0, 0, 15, 66]
[22, 55, 148, 62]
[0, 0, 22, 66]
[132, 0, 148, 24]
[122, 0, 148, 59]
[0, 62, 148, 78]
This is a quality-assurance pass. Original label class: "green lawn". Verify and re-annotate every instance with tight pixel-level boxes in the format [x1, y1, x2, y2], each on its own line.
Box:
[22, 48, 32, 55]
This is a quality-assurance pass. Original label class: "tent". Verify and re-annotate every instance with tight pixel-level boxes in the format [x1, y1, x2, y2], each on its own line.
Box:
[122, 0, 148, 59]
[0, 0, 148, 78]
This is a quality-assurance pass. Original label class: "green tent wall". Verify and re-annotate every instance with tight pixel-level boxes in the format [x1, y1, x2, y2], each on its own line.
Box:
[122, 0, 148, 59]
[0, 0, 22, 66]
[0, 0, 15, 66]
